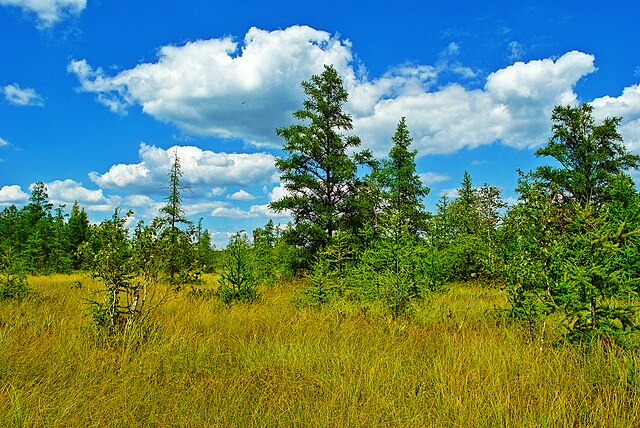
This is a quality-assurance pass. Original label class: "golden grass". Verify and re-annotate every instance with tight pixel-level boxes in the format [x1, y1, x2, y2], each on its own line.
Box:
[1, 275, 639, 427]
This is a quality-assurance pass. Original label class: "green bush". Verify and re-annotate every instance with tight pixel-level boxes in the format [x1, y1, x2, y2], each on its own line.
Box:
[0, 248, 32, 300]
[219, 232, 259, 304]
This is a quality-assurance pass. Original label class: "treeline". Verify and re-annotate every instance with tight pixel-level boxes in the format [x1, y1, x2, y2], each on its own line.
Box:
[0, 182, 217, 278]
[2, 65, 640, 345]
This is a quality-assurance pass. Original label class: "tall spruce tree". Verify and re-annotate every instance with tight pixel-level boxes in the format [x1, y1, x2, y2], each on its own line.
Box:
[271, 65, 371, 254]
[160, 151, 191, 285]
[375, 117, 429, 235]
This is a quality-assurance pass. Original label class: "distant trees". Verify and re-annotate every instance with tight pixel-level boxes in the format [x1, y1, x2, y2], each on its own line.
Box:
[0, 183, 89, 274]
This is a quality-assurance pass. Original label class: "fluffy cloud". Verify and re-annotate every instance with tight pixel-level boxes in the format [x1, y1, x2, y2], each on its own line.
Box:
[0, 137, 9, 147]
[227, 189, 257, 201]
[0, 0, 86, 28]
[355, 51, 596, 155]
[211, 203, 289, 219]
[419, 172, 450, 185]
[69, 25, 355, 146]
[89, 143, 277, 192]
[0, 184, 28, 204]
[3, 83, 44, 106]
[69, 26, 630, 156]
[44, 179, 107, 204]
[591, 84, 640, 151]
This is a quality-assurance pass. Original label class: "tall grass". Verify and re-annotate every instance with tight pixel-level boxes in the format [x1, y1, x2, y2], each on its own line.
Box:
[1, 274, 638, 426]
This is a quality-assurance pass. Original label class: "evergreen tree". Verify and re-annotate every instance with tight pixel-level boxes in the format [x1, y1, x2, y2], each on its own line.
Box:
[534, 103, 640, 206]
[160, 151, 192, 285]
[375, 117, 430, 235]
[66, 201, 89, 269]
[271, 65, 372, 255]
[24, 182, 54, 272]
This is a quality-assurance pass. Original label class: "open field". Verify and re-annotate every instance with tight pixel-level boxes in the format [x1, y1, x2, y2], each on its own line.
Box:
[1, 274, 639, 427]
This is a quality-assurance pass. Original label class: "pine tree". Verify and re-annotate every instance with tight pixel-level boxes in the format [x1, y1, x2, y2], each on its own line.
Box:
[271, 65, 372, 255]
[66, 201, 89, 269]
[160, 151, 192, 285]
[376, 117, 429, 235]
[534, 103, 640, 206]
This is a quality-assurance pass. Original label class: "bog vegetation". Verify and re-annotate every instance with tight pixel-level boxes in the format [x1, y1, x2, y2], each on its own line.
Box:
[2, 65, 640, 425]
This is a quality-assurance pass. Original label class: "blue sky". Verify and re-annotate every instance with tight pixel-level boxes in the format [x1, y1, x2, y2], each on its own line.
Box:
[1, 0, 639, 246]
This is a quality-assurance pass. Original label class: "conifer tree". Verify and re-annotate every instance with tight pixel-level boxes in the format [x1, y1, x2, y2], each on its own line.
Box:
[534, 103, 640, 206]
[376, 117, 429, 235]
[271, 65, 372, 254]
[160, 151, 191, 285]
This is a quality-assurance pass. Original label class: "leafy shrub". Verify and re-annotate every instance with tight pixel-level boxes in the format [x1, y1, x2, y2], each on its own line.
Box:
[0, 248, 32, 300]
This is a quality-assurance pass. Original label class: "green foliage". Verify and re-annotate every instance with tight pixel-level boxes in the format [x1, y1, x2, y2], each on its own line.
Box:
[429, 172, 505, 282]
[0, 248, 32, 300]
[534, 103, 640, 206]
[352, 225, 436, 318]
[81, 209, 137, 334]
[504, 175, 640, 345]
[271, 65, 372, 256]
[373, 117, 430, 235]
[219, 232, 259, 304]
[304, 231, 355, 306]
[80, 209, 173, 337]
[304, 225, 439, 318]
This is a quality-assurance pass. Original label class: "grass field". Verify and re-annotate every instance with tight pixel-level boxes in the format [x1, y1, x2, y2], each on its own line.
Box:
[1, 274, 639, 427]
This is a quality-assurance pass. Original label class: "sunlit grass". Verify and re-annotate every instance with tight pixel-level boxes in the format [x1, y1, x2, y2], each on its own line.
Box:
[1, 274, 638, 426]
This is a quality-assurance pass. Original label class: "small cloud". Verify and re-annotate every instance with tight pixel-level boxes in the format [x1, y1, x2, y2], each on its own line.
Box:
[439, 188, 459, 199]
[0, 184, 29, 205]
[418, 172, 450, 185]
[0, 137, 9, 147]
[210, 203, 290, 219]
[634, 66, 640, 78]
[207, 187, 226, 197]
[3, 83, 44, 106]
[227, 189, 257, 201]
[436, 41, 478, 80]
[0, 0, 87, 28]
[471, 159, 489, 165]
[444, 42, 460, 57]
[508, 41, 525, 62]
[211, 206, 254, 219]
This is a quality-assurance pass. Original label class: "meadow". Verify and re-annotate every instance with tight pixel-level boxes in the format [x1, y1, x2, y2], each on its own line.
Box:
[1, 274, 639, 427]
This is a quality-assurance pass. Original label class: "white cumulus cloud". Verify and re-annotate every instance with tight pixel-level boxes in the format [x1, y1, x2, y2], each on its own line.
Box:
[68, 26, 621, 156]
[3, 83, 44, 106]
[69, 25, 356, 146]
[0, 0, 86, 28]
[89, 143, 277, 192]
[227, 189, 257, 201]
[0, 137, 9, 147]
[591, 84, 640, 151]
[43, 179, 107, 205]
[354, 51, 596, 155]
[0, 184, 28, 204]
